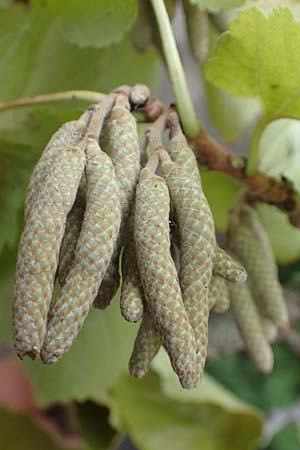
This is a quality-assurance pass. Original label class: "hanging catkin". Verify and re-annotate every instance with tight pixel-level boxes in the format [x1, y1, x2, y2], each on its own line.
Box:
[57, 176, 86, 286]
[120, 212, 145, 323]
[41, 138, 121, 364]
[135, 165, 197, 389]
[213, 247, 247, 283]
[209, 276, 230, 314]
[228, 281, 274, 373]
[25, 111, 90, 219]
[167, 113, 246, 284]
[183, 0, 210, 63]
[13, 136, 87, 359]
[227, 205, 289, 329]
[94, 96, 140, 309]
[161, 156, 215, 383]
[129, 311, 161, 378]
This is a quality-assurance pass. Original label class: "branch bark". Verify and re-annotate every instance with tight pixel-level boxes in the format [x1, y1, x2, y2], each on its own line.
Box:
[189, 126, 300, 226]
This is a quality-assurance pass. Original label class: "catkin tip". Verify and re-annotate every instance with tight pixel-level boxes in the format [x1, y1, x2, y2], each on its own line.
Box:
[121, 308, 143, 323]
[16, 347, 40, 361]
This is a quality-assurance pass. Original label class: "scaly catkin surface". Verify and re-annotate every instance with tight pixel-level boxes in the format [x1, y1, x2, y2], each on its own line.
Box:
[13, 140, 86, 359]
[135, 167, 197, 389]
[161, 160, 214, 383]
[227, 206, 288, 328]
[228, 281, 274, 373]
[94, 105, 140, 308]
[41, 139, 121, 364]
[129, 311, 161, 377]
[209, 276, 230, 314]
[120, 212, 145, 323]
[25, 112, 90, 219]
[57, 176, 86, 286]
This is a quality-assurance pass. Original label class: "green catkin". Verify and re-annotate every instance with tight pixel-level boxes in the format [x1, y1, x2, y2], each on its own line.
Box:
[183, 0, 209, 63]
[57, 176, 86, 286]
[25, 111, 90, 219]
[134, 166, 197, 389]
[167, 116, 246, 283]
[41, 139, 121, 364]
[161, 158, 215, 383]
[227, 205, 289, 329]
[167, 124, 200, 186]
[129, 311, 161, 378]
[94, 99, 140, 309]
[213, 247, 247, 283]
[228, 281, 274, 373]
[120, 212, 145, 323]
[209, 276, 230, 314]
[13, 137, 86, 359]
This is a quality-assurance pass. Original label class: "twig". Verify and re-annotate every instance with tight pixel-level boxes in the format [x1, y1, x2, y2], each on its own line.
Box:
[188, 126, 300, 226]
[0, 90, 105, 111]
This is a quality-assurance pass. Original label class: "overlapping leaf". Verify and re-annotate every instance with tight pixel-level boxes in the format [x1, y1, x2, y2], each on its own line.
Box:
[110, 363, 263, 450]
[205, 7, 300, 120]
[30, 0, 137, 48]
[189, 0, 246, 12]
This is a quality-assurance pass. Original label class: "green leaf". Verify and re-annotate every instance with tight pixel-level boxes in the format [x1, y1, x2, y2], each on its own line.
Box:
[204, 7, 300, 120]
[258, 118, 300, 191]
[255, 203, 300, 264]
[204, 81, 260, 141]
[30, 0, 137, 48]
[189, 0, 247, 12]
[0, 5, 158, 99]
[110, 366, 263, 450]
[0, 405, 67, 450]
[201, 171, 243, 231]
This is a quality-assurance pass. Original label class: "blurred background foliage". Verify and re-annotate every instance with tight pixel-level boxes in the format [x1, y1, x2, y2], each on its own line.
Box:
[1, 1, 300, 449]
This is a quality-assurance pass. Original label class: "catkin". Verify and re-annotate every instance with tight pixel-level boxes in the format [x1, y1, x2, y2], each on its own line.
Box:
[227, 206, 289, 329]
[57, 176, 86, 286]
[94, 99, 140, 309]
[120, 212, 145, 323]
[25, 111, 90, 219]
[183, 0, 209, 63]
[209, 276, 230, 314]
[213, 247, 247, 283]
[135, 166, 197, 389]
[161, 159, 215, 383]
[41, 139, 121, 364]
[228, 281, 274, 373]
[129, 311, 161, 378]
[13, 138, 86, 359]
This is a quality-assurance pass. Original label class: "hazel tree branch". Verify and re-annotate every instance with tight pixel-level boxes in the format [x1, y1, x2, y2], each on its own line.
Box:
[188, 125, 300, 227]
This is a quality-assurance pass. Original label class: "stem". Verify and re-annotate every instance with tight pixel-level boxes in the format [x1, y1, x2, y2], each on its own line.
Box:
[246, 118, 267, 176]
[150, 0, 200, 138]
[0, 90, 105, 112]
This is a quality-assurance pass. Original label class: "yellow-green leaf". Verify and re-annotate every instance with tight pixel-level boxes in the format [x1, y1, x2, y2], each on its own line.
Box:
[205, 7, 300, 120]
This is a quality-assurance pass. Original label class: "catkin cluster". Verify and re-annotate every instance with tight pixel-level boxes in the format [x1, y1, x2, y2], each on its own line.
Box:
[13, 85, 286, 389]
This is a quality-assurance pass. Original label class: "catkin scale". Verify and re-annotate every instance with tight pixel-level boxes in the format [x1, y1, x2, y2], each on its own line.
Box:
[57, 177, 86, 286]
[228, 281, 274, 373]
[129, 311, 161, 378]
[213, 247, 247, 283]
[13, 140, 86, 359]
[161, 159, 215, 383]
[120, 212, 145, 323]
[134, 167, 197, 389]
[41, 139, 121, 364]
[94, 104, 140, 309]
[227, 206, 288, 329]
[209, 276, 230, 314]
[25, 112, 90, 219]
